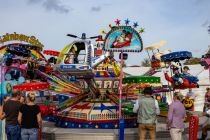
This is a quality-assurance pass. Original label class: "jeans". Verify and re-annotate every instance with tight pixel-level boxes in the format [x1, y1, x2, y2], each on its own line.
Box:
[5, 124, 21, 140]
[170, 128, 184, 140]
[21, 128, 39, 140]
[138, 124, 156, 140]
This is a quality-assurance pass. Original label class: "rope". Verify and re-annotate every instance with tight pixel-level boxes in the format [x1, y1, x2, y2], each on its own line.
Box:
[195, 68, 205, 76]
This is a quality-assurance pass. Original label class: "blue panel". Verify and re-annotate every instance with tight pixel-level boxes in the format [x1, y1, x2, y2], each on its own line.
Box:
[60, 65, 76, 70]
[161, 51, 192, 62]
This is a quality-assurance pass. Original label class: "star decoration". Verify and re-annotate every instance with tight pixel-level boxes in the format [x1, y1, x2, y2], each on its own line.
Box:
[124, 19, 130, 26]
[109, 24, 112, 28]
[208, 26, 210, 34]
[139, 27, 145, 33]
[93, 103, 118, 113]
[101, 29, 106, 34]
[115, 124, 118, 128]
[133, 22, 139, 28]
[115, 19, 121, 26]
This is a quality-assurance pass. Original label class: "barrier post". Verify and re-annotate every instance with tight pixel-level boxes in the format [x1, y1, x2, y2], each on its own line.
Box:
[189, 115, 199, 140]
[119, 52, 124, 140]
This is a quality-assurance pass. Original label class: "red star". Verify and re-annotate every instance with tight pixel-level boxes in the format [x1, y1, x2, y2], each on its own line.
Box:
[71, 103, 91, 111]
[115, 19, 121, 26]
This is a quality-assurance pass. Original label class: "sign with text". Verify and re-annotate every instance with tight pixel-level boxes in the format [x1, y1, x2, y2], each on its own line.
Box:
[0, 32, 44, 48]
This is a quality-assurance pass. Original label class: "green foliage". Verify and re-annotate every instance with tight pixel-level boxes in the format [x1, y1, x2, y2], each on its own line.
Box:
[184, 57, 201, 65]
[122, 63, 126, 67]
[141, 58, 151, 67]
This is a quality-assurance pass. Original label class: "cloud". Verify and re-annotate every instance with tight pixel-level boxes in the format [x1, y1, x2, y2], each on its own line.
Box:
[43, 0, 70, 13]
[202, 20, 210, 27]
[27, 0, 42, 4]
[27, 0, 70, 14]
[103, 3, 112, 6]
[91, 6, 101, 12]
[90, 3, 112, 12]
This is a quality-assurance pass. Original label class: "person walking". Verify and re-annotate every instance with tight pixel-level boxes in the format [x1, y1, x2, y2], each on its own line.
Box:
[18, 91, 42, 140]
[3, 89, 22, 140]
[133, 87, 160, 140]
[167, 92, 186, 140]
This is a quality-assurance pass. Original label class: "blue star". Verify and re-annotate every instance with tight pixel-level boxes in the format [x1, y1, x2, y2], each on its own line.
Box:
[93, 103, 118, 113]
[208, 26, 210, 34]
[124, 19, 130, 26]
[133, 22, 139, 28]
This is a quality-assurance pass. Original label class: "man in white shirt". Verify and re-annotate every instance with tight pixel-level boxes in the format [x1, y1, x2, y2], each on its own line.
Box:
[186, 88, 196, 100]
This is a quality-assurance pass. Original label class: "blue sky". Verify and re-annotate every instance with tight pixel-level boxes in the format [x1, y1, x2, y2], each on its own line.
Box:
[0, 0, 210, 65]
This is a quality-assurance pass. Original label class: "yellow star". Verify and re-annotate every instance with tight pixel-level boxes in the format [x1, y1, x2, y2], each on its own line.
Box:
[101, 29, 106, 34]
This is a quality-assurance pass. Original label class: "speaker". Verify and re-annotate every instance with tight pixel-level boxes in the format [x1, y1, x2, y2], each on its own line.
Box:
[119, 53, 128, 60]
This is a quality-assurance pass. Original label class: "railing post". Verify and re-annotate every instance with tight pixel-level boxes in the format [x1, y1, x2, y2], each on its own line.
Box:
[189, 115, 199, 140]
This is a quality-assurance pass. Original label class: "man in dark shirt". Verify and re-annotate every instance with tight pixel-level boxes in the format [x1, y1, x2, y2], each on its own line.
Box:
[3, 89, 22, 140]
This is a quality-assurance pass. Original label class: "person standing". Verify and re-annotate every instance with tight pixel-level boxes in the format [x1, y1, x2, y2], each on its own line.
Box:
[203, 87, 210, 112]
[3, 89, 22, 140]
[19, 94, 26, 104]
[167, 92, 186, 140]
[186, 88, 196, 100]
[184, 88, 197, 111]
[0, 95, 11, 119]
[18, 92, 42, 140]
[133, 87, 160, 140]
[0, 95, 11, 140]
[199, 109, 210, 140]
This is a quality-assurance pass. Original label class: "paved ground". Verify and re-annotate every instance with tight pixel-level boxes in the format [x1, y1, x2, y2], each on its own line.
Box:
[41, 116, 210, 140]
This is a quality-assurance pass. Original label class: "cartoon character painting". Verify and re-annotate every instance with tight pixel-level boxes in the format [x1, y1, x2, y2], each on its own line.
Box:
[104, 81, 112, 89]
[104, 26, 143, 52]
[96, 81, 102, 88]
[113, 81, 119, 89]
[164, 66, 199, 89]
[110, 30, 132, 48]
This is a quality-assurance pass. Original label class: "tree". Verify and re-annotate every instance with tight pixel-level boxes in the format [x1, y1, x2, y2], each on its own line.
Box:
[184, 57, 201, 65]
[122, 61, 127, 67]
[141, 58, 151, 67]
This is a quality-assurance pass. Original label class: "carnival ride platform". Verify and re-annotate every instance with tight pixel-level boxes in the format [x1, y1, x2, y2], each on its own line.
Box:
[41, 114, 208, 140]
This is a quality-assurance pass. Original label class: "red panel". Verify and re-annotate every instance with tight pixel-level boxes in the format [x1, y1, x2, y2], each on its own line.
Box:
[95, 50, 103, 55]
[189, 116, 199, 140]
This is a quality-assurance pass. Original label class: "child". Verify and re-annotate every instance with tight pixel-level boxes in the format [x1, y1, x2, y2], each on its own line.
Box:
[183, 66, 191, 76]
[182, 66, 199, 84]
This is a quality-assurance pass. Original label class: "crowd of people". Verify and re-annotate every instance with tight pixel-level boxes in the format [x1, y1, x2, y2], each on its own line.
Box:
[6, 56, 54, 81]
[1, 86, 210, 140]
[199, 87, 210, 140]
[0, 89, 42, 140]
[132, 87, 210, 140]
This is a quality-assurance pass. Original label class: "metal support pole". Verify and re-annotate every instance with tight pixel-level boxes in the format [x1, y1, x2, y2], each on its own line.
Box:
[119, 52, 124, 140]
[0, 61, 3, 105]
[209, 67, 210, 83]
[146, 50, 151, 62]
